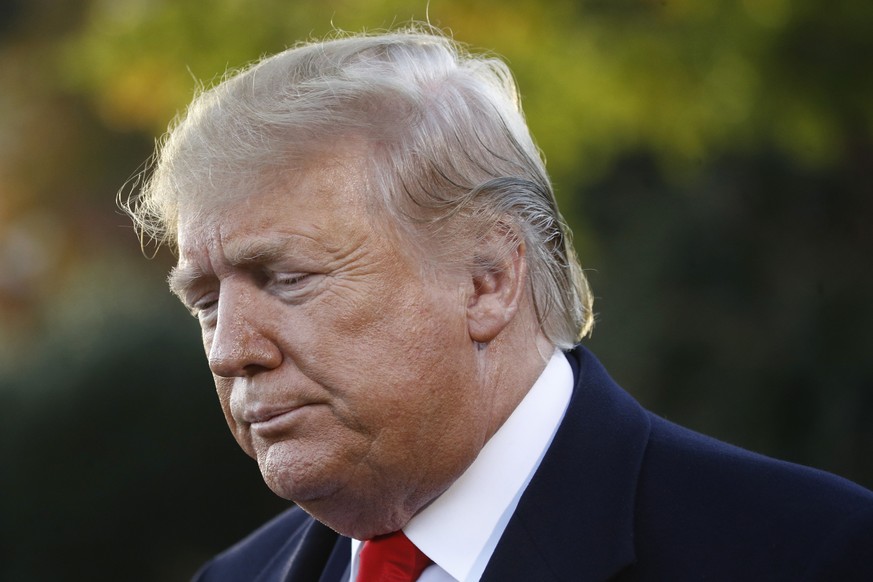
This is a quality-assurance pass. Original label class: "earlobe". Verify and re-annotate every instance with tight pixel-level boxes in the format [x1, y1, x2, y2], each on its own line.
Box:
[466, 241, 527, 344]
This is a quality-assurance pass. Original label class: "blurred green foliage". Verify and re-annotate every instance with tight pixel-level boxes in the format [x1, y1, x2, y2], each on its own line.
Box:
[1, 0, 871, 580]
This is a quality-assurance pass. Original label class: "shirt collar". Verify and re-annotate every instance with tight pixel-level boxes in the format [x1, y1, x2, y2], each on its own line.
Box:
[351, 349, 573, 582]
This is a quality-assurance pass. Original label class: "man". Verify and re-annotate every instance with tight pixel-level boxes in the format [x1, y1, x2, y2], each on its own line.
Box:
[126, 27, 873, 581]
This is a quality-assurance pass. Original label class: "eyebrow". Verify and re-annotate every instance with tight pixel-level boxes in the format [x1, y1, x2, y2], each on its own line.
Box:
[167, 238, 298, 299]
[167, 265, 207, 301]
[227, 238, 296, 265]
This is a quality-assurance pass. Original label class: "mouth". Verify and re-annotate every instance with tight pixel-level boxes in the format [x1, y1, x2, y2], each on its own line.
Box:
[247, 405, 312, 438]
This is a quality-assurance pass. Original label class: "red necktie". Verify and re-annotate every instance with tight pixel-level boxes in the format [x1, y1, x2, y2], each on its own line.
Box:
[356, 531, 432, 582]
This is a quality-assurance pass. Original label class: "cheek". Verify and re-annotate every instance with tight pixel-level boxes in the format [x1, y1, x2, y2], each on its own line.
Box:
[213, 378, 256, 457]
[333, 295, 469, 406]
[214, 380, 231, 418]
[200, 324, 214, 352]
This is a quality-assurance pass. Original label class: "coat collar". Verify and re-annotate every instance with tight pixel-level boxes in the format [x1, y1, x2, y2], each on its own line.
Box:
[481, 346, 651, 581]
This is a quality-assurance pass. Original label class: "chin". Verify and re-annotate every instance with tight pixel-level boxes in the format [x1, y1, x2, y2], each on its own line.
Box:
[260, 461, 335, 504]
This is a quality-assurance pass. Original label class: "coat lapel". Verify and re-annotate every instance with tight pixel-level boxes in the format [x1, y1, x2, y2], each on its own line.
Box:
[317, 535, 351, 582]
[250, 517, 347, 582]
[481, 347, 651, 581]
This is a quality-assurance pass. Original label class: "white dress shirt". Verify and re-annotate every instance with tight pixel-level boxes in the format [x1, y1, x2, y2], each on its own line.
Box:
[350, 350, 573, 582]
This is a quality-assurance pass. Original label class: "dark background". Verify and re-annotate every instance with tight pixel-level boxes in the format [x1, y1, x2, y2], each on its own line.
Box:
[2, 1, 871, 580]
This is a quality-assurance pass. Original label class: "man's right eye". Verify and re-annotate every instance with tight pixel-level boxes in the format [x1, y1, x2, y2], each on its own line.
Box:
[191, 295, 219, 319]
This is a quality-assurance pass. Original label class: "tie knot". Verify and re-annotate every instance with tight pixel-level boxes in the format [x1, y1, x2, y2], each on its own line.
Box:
[356, 531, 432, 582]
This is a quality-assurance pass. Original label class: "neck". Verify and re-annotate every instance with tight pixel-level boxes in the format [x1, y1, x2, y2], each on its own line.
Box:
[474, 329, 554, 447]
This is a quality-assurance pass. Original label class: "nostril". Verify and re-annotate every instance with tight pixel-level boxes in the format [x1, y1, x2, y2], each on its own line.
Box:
[243, 361, 279, 377]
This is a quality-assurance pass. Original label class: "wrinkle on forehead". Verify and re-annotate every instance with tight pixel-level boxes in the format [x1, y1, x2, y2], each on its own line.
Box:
[172, 146, 384, 289]
[175, 137, 374, 224]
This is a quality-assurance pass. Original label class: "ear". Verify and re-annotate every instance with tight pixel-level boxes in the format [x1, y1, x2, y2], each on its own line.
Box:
[466, 233, 528, 344]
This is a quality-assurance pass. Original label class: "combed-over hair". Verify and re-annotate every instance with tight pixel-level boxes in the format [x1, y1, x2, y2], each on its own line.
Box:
[124, 25, 594, 347]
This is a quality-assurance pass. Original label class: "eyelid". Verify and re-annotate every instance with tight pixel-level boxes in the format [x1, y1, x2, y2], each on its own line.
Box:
[271, 271, 309, 283]
[265, 270, 322, 298]
[265, 270, 310, 288]
[188, 292, 219, 319]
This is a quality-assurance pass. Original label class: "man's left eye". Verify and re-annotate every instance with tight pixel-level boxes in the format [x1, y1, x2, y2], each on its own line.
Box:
[261, 269, 322, 301]
[274, 273, 308, 287]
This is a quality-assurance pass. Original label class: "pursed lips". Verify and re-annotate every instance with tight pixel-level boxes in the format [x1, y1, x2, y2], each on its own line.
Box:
[242, 403, 312, 438]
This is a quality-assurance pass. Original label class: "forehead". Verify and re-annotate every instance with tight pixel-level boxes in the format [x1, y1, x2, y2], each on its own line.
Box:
[169, 153, 382, 301]
[176, 149, 374, 252]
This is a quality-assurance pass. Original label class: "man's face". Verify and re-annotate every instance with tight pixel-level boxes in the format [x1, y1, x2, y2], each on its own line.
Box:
[172, 151, 504, 537]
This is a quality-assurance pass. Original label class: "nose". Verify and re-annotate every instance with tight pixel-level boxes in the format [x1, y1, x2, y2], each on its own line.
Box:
[206, 284, 282, 377]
